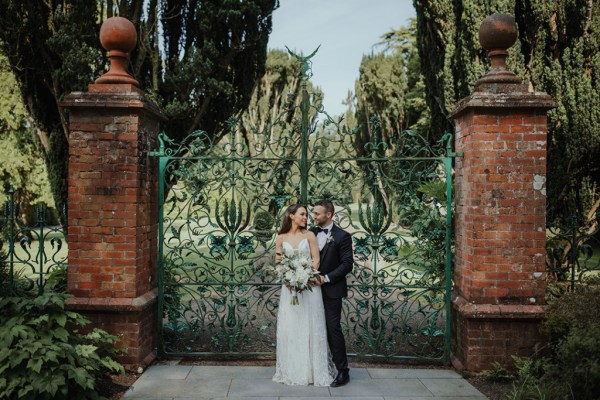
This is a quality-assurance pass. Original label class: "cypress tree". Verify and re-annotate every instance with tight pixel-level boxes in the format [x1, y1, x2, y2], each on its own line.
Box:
[414, 0, 600, 220]
[0, 0, 278, 227]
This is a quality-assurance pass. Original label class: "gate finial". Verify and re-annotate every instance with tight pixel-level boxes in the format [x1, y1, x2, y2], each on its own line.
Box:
[286, 45, 320, 80]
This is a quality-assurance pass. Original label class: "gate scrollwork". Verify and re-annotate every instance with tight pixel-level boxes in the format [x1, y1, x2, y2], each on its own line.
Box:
[152, 52, 457, 361]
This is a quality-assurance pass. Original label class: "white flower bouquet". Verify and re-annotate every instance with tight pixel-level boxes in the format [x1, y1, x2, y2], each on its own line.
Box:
[267, 249, 322, 305]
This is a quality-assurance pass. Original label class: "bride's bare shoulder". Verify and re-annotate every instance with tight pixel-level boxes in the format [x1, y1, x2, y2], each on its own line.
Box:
[304, 231, 317, 242]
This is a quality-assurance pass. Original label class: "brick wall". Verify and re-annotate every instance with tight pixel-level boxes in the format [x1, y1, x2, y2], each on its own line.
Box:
[63, 84, 164, 367]
[450, 90, 554, 372]
[453, 107, 548, 306]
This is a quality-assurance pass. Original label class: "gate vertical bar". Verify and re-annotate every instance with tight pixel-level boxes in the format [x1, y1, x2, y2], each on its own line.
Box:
[37, 204, 44, 296]
[299, 66, 310, 205]
[8, 186, 15, 294]
[444, 135, 461, 361]
[156, 153, 168, 357]
[443, 155, 453, 362]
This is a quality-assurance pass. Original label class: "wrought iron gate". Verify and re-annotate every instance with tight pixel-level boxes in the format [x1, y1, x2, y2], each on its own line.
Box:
[151, 52, 458, 361]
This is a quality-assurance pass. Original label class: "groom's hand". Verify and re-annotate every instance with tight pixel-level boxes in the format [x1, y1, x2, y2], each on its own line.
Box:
[310, 276, 324, 286]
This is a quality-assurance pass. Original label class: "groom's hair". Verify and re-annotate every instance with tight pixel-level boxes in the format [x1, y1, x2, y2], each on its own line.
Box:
[314, 199, 335, 215]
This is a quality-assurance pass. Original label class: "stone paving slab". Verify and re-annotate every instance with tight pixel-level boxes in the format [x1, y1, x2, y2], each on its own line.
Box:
[229, 378, 331, 397]
[277, 397, 385, 400]
[329, 378, 432, 397]
[135, 365, 193, 381]
[122, 365, 488, 399]
[348, 368, 372, 380]
[384, 398, 486, 400]
[419, 378, 484, 398]
[188, 366, 275, 380]
[175, 398, 279, 400]
[124, 377, 232, 399]
[367, 368, 461, 379]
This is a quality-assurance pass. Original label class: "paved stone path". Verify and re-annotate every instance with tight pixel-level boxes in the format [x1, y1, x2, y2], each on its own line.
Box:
[123, 365, 487, 399]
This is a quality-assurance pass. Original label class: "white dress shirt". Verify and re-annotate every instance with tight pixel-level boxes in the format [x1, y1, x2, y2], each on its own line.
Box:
[316, 222, 334, 283]
[316, 222, 334, 250]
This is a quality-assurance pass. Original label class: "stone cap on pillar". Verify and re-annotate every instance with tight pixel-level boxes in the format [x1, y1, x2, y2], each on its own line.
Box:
[95, 16, 140, 87]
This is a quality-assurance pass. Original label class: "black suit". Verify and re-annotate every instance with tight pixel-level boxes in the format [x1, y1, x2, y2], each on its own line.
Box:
[311, 224, 353, 371]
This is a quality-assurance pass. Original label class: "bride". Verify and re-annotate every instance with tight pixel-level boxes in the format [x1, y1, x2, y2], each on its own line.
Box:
[272, 204, 335, 386]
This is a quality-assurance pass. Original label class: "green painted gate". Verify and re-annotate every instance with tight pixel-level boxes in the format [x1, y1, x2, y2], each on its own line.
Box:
[150, 53, 459, 361]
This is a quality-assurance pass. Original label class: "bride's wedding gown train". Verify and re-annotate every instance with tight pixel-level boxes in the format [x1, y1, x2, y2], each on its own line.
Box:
[272, 239, 336, 386]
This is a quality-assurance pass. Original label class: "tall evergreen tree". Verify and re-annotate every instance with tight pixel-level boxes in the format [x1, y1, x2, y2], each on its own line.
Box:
[233, 49, 323, 212]
[0, 0, 278, 227]
[0, 53, 55, 224]
[354, 19, 429, 158]
[414, 0, 600, 221]
[235, 49, 322, 155]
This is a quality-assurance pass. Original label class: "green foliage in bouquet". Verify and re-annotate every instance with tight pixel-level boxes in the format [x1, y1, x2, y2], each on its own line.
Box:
[265, 250, 321, 305]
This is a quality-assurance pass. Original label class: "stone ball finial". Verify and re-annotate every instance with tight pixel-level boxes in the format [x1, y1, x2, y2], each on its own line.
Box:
[100, 16, 137, 53]
[479, 14, 517, 52]
[95, 16, 139, 86]
[475, 13, 521, 88]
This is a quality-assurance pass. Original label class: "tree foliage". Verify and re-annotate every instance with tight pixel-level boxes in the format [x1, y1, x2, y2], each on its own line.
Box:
[232, 48, 323, 212]
[0, 0, 278, 227]
[0, 53, 55, 225]
[235, 49, 321, 155]
[0, 1, 100, 227]
[353, 19, 430, 159]
[414, 0, 600, 221]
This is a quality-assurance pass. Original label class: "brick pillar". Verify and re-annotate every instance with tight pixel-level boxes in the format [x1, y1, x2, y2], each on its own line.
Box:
[448, 14, 555, 372]
[61, 17, 164, 367]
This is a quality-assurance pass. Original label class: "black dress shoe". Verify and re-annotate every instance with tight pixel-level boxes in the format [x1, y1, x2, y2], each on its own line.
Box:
[330, 369, 350, 387]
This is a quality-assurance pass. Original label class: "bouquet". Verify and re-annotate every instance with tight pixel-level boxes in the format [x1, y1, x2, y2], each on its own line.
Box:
[267, 250, 322, 305]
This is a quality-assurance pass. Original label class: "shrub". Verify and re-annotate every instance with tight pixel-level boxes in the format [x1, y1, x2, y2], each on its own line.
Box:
[509, 326, 600, 399]
[45, 263, 68, 293]
[544, 325, 600, 399]
[0, 252, 29, 297]
[482, 361, 513, 383]
[542, 276, 600, 345]
[0, 292, 124, 400]
[162, 257, 183, 330]
[0, 251, 9, 294]
[509, 278, 600, 400]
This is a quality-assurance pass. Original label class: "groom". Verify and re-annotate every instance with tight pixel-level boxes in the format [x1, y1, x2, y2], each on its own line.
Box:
[311, 199, 353, 387]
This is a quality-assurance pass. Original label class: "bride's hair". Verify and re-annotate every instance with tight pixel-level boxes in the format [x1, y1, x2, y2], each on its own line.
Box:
[278, 204, 307, 234]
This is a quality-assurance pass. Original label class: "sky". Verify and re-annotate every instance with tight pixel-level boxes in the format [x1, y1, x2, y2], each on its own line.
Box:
[268, 0, 416, 116]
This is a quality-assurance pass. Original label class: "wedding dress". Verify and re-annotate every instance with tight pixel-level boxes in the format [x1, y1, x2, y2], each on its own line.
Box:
[272, 238, 336, 386]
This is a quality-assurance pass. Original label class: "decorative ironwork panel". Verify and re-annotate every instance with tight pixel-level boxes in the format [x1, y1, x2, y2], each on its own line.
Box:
[0, 187, 67, 296]
[152, 51, 458, 361]
[546, 211, 600, 294]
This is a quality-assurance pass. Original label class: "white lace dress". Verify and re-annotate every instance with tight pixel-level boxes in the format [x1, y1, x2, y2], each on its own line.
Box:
[272, 239, 336, 386]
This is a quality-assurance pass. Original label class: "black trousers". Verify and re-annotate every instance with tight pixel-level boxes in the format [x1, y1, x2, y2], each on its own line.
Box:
[322, 293, 348, 371]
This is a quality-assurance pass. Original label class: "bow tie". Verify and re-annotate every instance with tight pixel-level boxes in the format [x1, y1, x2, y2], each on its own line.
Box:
[315, 227, 329, 234]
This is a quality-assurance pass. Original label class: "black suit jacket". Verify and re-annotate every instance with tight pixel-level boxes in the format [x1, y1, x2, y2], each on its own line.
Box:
[310, 224, 353, 299]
